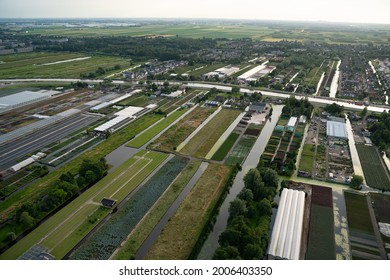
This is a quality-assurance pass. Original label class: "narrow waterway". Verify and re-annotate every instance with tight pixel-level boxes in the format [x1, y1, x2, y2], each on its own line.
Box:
[330, 60, 341, 98]
[135, 161, 209, 259]
[197, 105, 283, 259]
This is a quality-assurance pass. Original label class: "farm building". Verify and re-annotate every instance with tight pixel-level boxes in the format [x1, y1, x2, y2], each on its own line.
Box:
[249, 102, 266, 113]
[326, 121, 348, 139]
[101, 198, 117, 208]
[299, 115, 307, 124]
[161, 90, 184, 98]
[115, 106, 145, 118]
[238, 64, 275, 82]
[267, 188, 305, 260]
[94, 116, 129, 134]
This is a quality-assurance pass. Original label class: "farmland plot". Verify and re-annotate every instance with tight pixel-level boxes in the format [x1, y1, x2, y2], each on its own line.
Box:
[356, 144, 390, 191]
[180, 109, 241, 158]
[149, 107, 213, 152]
[69, 156, 189, 260]
[145, 163, 232, 260]
[0, 150, 167, 260]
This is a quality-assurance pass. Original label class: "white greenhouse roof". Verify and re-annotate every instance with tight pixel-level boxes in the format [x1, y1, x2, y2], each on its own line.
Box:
[94, 116, 129, 132]
[268, 188, 305, 260]
[287, 117, 298, 128]
[0, 91, 52, 108]
[115, 106, 144, 118]
[327, 121, 348, 139]
[238, 65, 266, 80]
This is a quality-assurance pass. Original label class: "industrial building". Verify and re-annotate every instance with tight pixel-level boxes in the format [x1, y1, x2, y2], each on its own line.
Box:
[203, 65, 240, 79]
[238, 63, 275, 82]
[326, 121, 348, 139]
[0, 90, 60, 113]
[267, 188, 305, 260]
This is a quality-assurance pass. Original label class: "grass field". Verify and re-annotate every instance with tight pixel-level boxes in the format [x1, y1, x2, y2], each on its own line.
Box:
[211, 133, 240, 161]
[225, 135, 257, 166]
[0, 150, 168, 260]
[306, 204, 335, 260]
[180, 109, 241, 158]
[20, 24, 390, 45]
[145, 163, 231, 260]
[299, 144, 315, 173]
[113, 160, 202, 260]
[149, 107, 213, 152]
[356, 144, 390, 191]
[0, 52, 130, 79]
[127, 108, 188, 148]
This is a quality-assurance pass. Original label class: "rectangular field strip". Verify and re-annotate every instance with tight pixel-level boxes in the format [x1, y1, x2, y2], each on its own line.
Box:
[180, 109, 241, 158]
[127, 108, 188, 148]
[356, 144, 390, 190]
[0, 150, 167, 260]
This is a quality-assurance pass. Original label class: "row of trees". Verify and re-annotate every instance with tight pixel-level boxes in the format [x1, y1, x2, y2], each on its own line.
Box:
[213, 167, 278, 259]
[11, 158, 108, 238]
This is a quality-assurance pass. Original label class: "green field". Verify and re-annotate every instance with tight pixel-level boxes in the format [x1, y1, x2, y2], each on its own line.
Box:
[299, 144, 315, 173]
[113, 160, 202, 260]
[145, 163, 232, 260]
[127, 108, 188, 148]
[211, 133, 240, 161]
[149, 107, 213, 152]
[180, 109, 241, 158]
[0, 150, 168, 260]
[20, 24, 390, 44]
[356, 144, 390, 191]
[305, 204, 335, 260]
[225, 135, 257, 166]
[344, 191, 381, 259]
[0, 52, 130, 79]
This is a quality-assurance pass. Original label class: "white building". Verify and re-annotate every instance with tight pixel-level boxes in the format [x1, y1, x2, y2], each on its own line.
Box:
[267, 188, 305, 260]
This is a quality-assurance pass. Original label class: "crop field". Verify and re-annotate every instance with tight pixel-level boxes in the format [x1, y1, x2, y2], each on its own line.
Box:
[211, 133, 240, 161]
[149, 107, 213, 152]
[0, 113, 163, 225]
[356, 144, 390, 191]
[145, 163, 232, 260]
[344, 191, 382, 260]
[127, 108, 188, 148]
[299, 144, 315, 173]
[118, 95, 151, 107]
[370, 193, 390, 255]
[306, 186, 335, 260]
[224, 135, 256, 166]
[69, 156, 189, 260]
[21, 24, 390, 44]
[158, 91, 199, 114]
[0, 150, 167, 260]
[0, 52, 130, 79]
[180, 109, 241, 158]
[113, 160, 202, 260]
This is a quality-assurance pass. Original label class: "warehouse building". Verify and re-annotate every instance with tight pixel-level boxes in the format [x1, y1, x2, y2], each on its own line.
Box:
[267, 188, 305, 260]
[203, 65, 240, 79]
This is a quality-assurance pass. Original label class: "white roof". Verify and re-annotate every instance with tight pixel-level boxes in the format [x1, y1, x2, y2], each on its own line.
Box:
[94, 116, 129, 132]
[327, 121, 348, 139]
[287, 117, 298, 128]
[238, 65, 266, 80]
[91, 102, 111, 111]
[268, 188, 305, 260]
[10, 157, 35, 172]
[115, 106, 144, 118]
[0, 91, 51, 108]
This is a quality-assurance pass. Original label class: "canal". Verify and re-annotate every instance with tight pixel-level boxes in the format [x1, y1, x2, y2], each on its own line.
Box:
[197, 105, 284, 259]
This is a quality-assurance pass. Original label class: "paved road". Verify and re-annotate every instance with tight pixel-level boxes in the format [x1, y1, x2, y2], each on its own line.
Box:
[0, 113, 99, 170]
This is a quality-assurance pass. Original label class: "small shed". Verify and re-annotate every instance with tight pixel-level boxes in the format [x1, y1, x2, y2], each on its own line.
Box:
[101, 198, 117, 208]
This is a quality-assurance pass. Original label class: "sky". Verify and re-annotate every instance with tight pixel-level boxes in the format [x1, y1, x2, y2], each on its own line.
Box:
[1, 0, 390, 24]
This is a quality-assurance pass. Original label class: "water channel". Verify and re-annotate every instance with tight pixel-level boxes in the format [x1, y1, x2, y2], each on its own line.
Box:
[197, 105, 284, 259]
